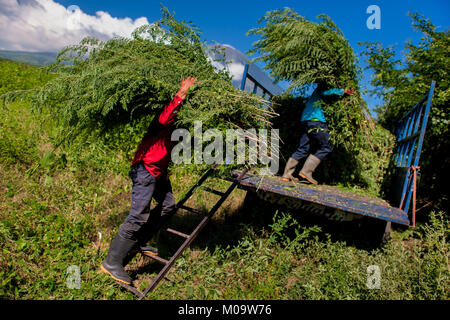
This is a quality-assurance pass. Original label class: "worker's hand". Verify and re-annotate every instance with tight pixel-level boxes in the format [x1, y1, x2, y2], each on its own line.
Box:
[344, 88, 355, 96]
[176, 76, 199, 100]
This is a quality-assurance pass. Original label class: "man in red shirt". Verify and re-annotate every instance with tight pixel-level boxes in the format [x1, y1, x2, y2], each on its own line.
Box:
[101, 76, 198, 285]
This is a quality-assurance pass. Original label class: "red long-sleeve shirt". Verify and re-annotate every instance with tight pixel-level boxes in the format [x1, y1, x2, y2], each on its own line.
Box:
[132, 95, 184, 178]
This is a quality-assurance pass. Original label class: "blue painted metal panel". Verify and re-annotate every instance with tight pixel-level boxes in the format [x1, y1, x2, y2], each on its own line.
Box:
[246, 63, 284, 96]
[206, 44, 283, 95]
[240, 63, 284, 97]
[240, 64, 249, 91]
[393, 81, 436, 214]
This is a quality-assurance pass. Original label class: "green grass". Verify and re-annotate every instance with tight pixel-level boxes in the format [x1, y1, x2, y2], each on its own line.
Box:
[0, 58, 54, 96]
[0, 59, 448, 300]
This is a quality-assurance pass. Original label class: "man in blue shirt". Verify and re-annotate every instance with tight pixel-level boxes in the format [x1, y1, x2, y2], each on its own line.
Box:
[282, 83, 354, 184]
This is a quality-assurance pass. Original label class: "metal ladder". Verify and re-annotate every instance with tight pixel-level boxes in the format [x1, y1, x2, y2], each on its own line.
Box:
[115, 165, 248, 299]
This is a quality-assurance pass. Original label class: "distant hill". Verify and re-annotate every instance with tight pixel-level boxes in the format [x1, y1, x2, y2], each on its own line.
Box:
[0, 50, 57, 66]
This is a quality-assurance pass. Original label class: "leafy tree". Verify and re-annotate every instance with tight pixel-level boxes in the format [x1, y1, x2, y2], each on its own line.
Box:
[360, 13, 450, 213]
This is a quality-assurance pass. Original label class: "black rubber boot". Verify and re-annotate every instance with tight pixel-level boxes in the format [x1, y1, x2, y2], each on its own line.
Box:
[135, 217, 160, 256]
[121, 244, 158, 268]
[140, 245, 158, 256]
[100, 234, 137, 285]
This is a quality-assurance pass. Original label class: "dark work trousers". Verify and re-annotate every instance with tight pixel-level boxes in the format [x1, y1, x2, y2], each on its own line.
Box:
[118, 162, 176, 243]
[291, 121, 333, 161]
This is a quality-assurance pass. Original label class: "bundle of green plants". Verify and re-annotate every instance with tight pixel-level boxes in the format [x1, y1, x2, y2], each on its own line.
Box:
[2, 8, 276, 174]
[249, 8, 395, 196]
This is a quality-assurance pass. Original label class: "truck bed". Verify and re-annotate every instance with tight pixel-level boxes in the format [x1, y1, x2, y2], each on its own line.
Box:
[232, 171, 410, 226]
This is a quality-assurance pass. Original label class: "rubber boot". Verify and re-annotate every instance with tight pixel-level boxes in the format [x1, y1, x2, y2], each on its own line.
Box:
[121, 243, 158, 268]
[136, 222, 159, 256]
[140, 245, 158, 256]
[100, 234, 137, 285]
[299, 154, 321, 185]
[282, 157, 299, 182]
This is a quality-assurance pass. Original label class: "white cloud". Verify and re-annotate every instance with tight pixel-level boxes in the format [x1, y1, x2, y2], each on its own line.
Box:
[227, 62, 245, 83]
[0, 0, 150, 52]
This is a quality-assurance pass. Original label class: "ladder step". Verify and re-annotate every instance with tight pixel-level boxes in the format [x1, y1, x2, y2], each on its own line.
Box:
[141, 252, 169, 265]
[164, 227, 190, 239]
[198, 186, 225, 196]
[115, 281, 143, 297]
[178, 205, 206, 215]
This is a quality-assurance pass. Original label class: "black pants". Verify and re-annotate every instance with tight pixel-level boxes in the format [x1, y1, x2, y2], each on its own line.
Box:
[118, 162, 175, 243]
[291, 121, 333, 161]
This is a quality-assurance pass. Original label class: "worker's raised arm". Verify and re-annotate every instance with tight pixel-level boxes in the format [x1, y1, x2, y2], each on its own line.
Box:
[175, 76, 198, 100]
[322, 88, 344, 96]
[158, 76, 198, 125]
[157, 95, 184, 126]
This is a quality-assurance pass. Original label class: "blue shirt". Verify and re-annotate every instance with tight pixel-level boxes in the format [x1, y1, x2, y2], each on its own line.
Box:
[301, 88, 345, 123]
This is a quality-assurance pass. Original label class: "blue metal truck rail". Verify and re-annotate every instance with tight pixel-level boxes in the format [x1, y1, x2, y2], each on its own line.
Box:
[392, 81, 436, 227]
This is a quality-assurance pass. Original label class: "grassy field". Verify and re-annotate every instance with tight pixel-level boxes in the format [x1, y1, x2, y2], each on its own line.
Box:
[0, 59, 448, 300]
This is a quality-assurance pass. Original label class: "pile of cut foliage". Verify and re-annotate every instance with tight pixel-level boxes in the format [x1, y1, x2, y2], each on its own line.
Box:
[249, 8, 395, 196]
[3, 8, 275, 170]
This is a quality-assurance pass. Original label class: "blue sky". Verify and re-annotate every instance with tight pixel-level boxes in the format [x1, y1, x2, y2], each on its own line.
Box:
[51, 0, 448, 56]
[3, 0, 448, 111]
